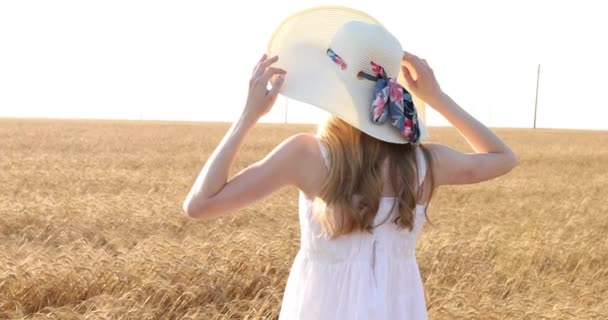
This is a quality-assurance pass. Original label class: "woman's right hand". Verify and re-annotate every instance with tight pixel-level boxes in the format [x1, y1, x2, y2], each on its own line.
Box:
[242, 54, 286, 122]
[401, 51, 445, 106]
[400, 52, 518, 187]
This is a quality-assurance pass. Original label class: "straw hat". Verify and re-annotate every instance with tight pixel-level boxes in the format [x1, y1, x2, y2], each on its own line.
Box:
[267, 6, 429, 144]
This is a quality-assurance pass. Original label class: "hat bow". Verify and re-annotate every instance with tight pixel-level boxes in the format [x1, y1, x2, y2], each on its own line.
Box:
[358, 61, 422, 144]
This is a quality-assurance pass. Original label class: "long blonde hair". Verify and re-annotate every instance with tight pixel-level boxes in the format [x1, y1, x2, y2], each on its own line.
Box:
[313, 115, 436, 239]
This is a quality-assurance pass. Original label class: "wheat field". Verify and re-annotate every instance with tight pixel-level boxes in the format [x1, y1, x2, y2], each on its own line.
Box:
[0, 119, 607, 319]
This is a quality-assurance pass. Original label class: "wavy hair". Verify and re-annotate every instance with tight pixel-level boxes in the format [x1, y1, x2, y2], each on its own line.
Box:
[313, 115, 436, 239]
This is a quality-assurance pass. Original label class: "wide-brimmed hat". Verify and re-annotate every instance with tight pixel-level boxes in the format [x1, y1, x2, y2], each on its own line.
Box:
[267, 6, 429, 144]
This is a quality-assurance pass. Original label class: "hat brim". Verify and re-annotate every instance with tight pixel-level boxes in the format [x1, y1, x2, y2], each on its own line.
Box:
[268, 6, 429, 144]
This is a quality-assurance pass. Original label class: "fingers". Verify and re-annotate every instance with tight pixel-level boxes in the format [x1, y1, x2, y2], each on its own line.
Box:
[420, 58, 433, 75]
[403, 50, 421, 62]
[402, 51, 423, 70]
[259, 67, 286, 84]
[421, 59, 429, 69]
[258, 53, 267, 63]
[401, 66, 415, 88]
[402, 51, 434, 77]
[250, 55, 287, 99]
[268, 74, 286, 97]
[252, 53, 267, 74]
[253, 55, 279, 78]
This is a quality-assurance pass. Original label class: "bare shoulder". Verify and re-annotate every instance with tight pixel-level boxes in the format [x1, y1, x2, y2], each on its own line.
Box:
[283, 132, 326, 169]
[276, 132, 320, 156]
[278, 132, 327, 197]
[419, 142, 449, 161]
[291, 132, 320, 147]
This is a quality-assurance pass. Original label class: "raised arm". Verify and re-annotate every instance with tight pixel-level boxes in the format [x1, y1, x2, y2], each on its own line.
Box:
[401, 51, 518, 186]
[182, 54, 294, 219]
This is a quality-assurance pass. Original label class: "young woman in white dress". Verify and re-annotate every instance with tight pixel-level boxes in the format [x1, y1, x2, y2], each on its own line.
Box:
[182, 6, 518, 320]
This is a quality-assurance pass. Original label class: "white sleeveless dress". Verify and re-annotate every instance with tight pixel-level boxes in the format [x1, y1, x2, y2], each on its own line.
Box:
[278, 137, 429, 320]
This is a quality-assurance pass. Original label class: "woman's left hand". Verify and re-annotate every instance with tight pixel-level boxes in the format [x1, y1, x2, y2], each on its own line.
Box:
[243, 54, 286, 121]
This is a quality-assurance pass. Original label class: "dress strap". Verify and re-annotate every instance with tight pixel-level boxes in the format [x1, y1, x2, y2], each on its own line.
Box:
[415, 146, 427, 187]
[415, 146, 428, 205]
[316, 136, 331, 169]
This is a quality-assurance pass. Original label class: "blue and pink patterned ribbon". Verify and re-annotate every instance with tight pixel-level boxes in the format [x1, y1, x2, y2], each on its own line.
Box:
[326, 48, 422, 143]
[358, 61, 421, 143]
[326, 48, 347, 70]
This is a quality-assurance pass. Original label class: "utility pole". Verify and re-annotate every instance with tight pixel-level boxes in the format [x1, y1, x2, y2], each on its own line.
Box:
[533, 64, 541, 129]
[284, 97, 288, 124]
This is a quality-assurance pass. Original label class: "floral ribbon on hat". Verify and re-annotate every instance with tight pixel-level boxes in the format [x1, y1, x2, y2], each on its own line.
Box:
[358, 61, 421, 143]
[327, 48, 347, 70]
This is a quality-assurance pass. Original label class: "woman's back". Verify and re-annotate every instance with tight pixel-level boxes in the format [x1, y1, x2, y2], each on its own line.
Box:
[181, 8, 518, 319]
[278, 136, 430, 320]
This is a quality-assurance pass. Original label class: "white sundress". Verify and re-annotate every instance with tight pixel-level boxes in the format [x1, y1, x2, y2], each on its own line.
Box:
[278, 137, 429, 320]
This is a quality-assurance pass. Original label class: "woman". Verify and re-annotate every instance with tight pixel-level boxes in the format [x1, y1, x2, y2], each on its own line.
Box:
[182, 7, 517, 320]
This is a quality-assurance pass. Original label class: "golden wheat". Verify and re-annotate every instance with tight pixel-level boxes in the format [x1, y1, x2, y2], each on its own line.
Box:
[0, 119, 607, 319]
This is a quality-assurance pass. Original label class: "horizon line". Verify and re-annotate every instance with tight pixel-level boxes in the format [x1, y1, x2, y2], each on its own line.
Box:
[1, 117, 607, 133]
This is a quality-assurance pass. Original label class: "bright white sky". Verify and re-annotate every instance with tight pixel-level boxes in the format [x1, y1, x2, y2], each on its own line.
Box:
[1, 0, 606, 130]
